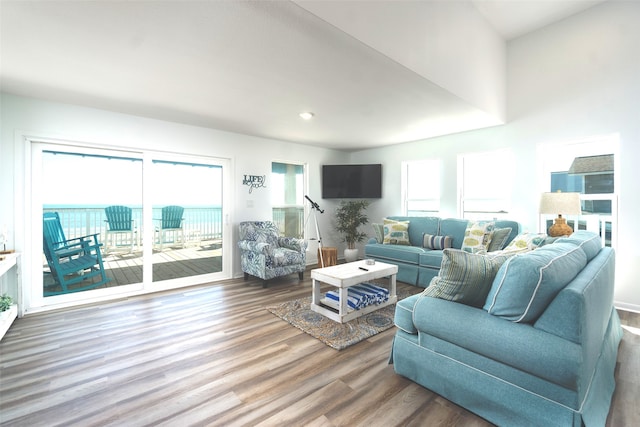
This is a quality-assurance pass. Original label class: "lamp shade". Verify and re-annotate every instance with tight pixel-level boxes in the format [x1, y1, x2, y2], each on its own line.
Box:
[539, 192, 582, 216]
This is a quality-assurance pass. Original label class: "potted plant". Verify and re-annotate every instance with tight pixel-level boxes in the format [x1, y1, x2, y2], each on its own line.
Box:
[0, 294, 12, 313]
[0, 293, 17, 341]
[334, 200, 370, 262]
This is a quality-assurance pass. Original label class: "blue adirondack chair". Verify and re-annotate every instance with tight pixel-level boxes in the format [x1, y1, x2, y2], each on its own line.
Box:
[43, 212, 110, 295]
[104, 205, 137, 253]
[155, 205, 185, 250]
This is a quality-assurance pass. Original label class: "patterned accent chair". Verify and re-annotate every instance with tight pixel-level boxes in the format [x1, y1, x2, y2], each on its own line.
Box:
[238, 221, 307, 287]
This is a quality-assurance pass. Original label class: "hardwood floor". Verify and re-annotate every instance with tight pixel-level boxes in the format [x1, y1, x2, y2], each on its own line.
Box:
[1, 272, 638, 426]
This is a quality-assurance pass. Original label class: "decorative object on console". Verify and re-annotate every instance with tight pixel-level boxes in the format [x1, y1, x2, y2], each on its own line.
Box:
[334, 200, 370, 262]
[539, 191, 582, 237]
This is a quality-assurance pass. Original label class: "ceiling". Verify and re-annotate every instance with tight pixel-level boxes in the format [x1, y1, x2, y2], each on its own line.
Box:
[0, 0, 608, 151]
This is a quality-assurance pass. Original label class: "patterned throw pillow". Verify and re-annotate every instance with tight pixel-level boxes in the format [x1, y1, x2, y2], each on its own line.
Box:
[503, 232, 546, 251]
[423, 249, 516, 308]
[383, 218, 411, 245]
[487, 227, 512, 252]
[461, 221, 495, 253]
[372, 223, 384, 243]
[422, 234, 453, 250]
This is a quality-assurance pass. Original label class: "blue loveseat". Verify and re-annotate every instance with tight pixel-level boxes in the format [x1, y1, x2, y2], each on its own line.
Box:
[391, 231, 622, 426]
[364, 216, 520, 287]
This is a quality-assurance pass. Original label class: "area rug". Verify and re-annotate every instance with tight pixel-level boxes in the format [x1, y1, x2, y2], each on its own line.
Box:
[266, 289, 419, 350]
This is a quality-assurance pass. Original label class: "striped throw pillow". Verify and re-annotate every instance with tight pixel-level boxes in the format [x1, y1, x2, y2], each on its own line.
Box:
[423, 249, 515, 308]
[422, 234, 453, 250]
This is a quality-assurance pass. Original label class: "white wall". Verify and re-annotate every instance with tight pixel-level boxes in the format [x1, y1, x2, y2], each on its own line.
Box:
[352, 0, 640, 311]
[0, 94, 346, 290]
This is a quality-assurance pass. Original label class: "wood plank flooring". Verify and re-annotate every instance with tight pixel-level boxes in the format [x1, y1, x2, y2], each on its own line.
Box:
[1, 272, 638, 426]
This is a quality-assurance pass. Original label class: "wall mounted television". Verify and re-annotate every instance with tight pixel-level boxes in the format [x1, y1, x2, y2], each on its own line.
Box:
[322, 164, 382, 199]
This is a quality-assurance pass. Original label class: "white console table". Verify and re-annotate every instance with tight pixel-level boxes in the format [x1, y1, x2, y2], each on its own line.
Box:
[0, 252, 20, 341]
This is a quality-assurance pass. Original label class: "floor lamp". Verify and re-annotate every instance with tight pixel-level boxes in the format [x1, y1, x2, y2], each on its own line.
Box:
[539, 191, 582, 237]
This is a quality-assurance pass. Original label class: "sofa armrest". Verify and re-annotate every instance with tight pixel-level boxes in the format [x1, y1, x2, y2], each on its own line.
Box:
[413, 296, 581, 389]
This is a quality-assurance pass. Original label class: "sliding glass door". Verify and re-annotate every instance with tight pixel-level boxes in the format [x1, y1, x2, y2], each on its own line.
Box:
[151, 159, 224, 284]
[31, 141, 230, 308]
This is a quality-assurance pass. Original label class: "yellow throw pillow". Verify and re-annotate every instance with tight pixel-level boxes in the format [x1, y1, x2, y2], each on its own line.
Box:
[461, 221, 495, 253]
[383, 218, 411, 245]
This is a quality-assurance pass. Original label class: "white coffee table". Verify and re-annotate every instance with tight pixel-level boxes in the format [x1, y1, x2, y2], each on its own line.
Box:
[310, 260, 398, 323]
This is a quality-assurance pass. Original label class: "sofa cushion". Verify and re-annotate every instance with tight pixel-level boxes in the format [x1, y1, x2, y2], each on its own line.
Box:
[484, 242, 588, 323]
[364, 243, 425, 265]
[423, 249, 516, 308]
[503, 232, 546, 251]
[394, 293, 421, 334]
[461, 220, 495, 253]
[487, 227, 512, 252]
[383, 218, 411, 245]
[422, 234, 452, 250]
[556, 230, 601, 261]
[438, 218, 470, 249]
[419, 250, 444, 269]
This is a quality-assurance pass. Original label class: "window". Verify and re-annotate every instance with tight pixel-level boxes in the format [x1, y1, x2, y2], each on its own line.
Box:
[458, 149, 514, 220]
[540, 138, 618, 248]
[271, 162, 305, 238]
[402, 159, 440, 216]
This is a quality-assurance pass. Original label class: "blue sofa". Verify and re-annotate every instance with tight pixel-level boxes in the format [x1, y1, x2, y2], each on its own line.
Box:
[364, 217, 520, 287]
[392, 231, 622, 426]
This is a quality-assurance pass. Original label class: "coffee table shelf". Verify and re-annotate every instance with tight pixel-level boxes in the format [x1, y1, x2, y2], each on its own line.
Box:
[310, 260, 398, 323]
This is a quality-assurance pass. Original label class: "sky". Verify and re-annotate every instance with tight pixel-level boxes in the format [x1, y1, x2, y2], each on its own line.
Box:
[42, 151, 223, 206]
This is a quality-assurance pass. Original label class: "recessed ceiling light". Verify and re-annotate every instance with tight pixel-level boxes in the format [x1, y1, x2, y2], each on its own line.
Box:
[299, 112, 314, 120]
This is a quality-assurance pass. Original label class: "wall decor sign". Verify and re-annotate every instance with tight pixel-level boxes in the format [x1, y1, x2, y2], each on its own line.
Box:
[243, 174, 266, 193]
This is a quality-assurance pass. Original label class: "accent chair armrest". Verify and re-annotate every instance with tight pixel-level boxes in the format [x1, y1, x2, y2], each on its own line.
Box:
[277, 237, 307, 253]
[238, 240, 273, 255]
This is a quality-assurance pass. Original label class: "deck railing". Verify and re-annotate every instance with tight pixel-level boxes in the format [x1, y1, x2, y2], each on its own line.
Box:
[44, 206, 305, 244]
[44, 206, 223, 243]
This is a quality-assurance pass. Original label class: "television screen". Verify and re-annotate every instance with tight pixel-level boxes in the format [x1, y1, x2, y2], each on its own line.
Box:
[322, 164, 382, 199]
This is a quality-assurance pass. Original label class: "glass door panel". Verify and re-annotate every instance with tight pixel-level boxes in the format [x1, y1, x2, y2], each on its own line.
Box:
[40, 149, 143, 296]
[151, 160, 223, 283]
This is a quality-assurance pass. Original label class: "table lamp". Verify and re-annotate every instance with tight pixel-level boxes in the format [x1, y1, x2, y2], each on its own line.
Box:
[539, 191, 582, 237]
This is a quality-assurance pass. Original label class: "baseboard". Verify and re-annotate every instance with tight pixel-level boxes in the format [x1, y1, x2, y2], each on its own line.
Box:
[615, 301, 640, 314]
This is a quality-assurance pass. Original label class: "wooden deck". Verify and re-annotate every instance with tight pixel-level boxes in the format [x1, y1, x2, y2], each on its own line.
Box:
[43, 239, 223, 293]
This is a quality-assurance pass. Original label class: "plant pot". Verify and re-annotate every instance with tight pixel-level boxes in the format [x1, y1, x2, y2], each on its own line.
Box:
[0, 304, 17, 341]
[344, 248, 359, 263]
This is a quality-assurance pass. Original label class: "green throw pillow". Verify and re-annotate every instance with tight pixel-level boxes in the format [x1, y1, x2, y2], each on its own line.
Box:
[372, 223, 384, 243]
[383, 218, 410, 245]
[503, 232, 546, 251]
[461, 221, 495, 253]
[423, 249, 516, 308]
[487, 227, 512, 252]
